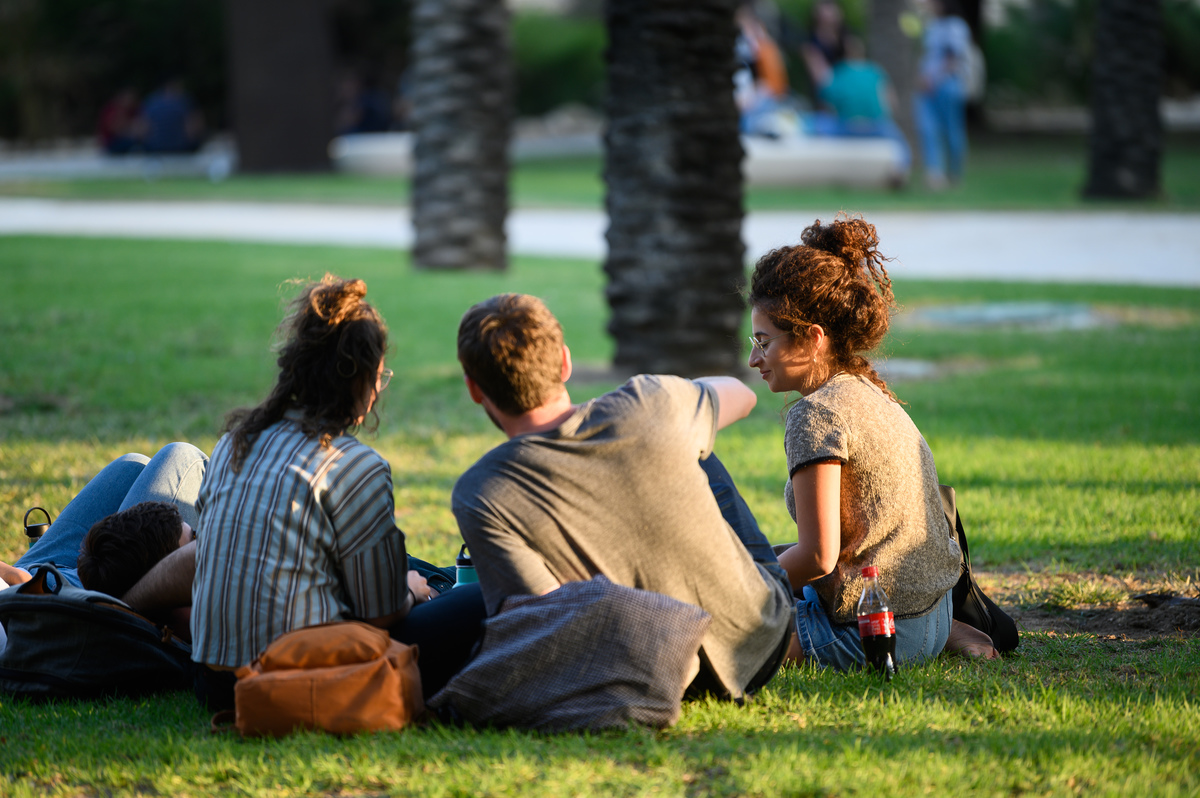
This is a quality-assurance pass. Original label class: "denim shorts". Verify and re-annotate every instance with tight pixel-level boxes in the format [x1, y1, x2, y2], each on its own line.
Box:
[794, 585, 953, 672]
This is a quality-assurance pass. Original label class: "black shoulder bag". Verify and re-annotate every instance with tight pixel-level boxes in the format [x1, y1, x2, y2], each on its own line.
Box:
[939, 485, 1020, 653]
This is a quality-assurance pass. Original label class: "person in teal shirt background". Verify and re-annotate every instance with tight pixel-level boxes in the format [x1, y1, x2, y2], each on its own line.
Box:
[805, 35, 911, 174]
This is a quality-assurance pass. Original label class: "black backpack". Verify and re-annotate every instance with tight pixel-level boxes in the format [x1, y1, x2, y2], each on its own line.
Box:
[0, 564, 194, 699]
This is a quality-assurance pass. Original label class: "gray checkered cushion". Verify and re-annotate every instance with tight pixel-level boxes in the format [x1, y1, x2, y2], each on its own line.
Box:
[427, 575, 712, 732]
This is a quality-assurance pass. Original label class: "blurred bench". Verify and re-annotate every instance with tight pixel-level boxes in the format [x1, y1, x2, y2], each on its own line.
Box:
[0, 140, 236, 182]
[329, 131, 907, 189]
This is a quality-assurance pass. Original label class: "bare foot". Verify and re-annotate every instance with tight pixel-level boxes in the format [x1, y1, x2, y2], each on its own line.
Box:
[945, 619, 1000, 659]
[784, 631, 804, 664]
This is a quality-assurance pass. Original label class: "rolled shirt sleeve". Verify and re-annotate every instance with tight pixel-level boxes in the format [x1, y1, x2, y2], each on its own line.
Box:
[325, 450, 409, 621]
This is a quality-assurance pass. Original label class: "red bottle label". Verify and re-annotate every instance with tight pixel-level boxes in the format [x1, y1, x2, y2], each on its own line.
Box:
[858, 611, 896, 638]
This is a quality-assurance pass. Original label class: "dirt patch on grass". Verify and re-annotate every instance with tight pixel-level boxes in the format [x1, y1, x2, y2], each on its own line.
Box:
[0, 393, 69, 414]
[977, 570, 1200, 640]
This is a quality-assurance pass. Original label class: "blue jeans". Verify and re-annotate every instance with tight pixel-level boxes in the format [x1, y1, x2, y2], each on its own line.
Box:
[16, 443, 208, 588]
[700, 454, 791, 600]
[915, 81, 967, 181]
[794, 585, 953, 671]
[699, 454, 795, 692]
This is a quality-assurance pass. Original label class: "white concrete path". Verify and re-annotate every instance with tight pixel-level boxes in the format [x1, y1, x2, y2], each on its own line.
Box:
[1, 197, 1197, 286]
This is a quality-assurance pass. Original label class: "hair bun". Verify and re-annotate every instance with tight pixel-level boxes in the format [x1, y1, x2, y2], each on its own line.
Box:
[307, 274, 368, 326]
[800, 215, 880, 268]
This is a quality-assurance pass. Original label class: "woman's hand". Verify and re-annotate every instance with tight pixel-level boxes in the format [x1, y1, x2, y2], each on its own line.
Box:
[407, 569, 434, 603]
[364, 570, 435, 629]
[777, 462, 842, 590]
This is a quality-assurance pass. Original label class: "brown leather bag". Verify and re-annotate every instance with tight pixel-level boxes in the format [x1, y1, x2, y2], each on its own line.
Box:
[215, 621, 423, 737]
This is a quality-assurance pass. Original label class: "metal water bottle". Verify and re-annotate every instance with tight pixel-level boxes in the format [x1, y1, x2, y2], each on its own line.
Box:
[454, 544, 478, 588]
[857, 565, 897, 680]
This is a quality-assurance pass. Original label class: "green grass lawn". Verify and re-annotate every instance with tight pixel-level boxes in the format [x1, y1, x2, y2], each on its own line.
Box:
[3, 135, 1200, 211]
[1, 236, 1198, 796]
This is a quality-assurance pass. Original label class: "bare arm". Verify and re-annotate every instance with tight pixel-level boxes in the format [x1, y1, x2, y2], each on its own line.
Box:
[776, 462, 842, 589]
[0, 561, 32, 587]
[693, 376, 757, 430]
[122, 541, 196, 614]
[800, 43, 832, 89]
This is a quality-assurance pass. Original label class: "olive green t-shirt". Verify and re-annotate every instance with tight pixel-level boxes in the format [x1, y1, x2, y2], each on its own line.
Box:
[452, 375, 793, 699]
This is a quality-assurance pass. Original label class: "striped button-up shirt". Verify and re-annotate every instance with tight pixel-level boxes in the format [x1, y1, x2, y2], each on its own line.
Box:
[191, 415, 408, 667]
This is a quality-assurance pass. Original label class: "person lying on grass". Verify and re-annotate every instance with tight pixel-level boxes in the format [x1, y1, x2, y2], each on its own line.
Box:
[2, 499, 199, 643]
[0, 500, 192, 610]
[746, 214, 998, 666]
[1, 440, 210, 635]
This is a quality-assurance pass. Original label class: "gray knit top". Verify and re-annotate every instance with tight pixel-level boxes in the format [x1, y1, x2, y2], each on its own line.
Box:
[784, 374, 961, 623]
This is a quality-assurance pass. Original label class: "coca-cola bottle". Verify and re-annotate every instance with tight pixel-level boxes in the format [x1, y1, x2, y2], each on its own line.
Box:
[857, 565, 897, 680]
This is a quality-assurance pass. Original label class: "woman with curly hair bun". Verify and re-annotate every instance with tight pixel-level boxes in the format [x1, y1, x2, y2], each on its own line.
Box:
[191, 274, 485, 710]
[747, 215, 996, 670]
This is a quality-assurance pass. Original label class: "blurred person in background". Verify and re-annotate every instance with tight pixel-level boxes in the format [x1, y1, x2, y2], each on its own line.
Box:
[915, 0, 971, 189]
[803, 34, 911, 180]
[142, 78, 205, 154]
[801, 0, 848, 74]
[735, 3, 797, 137]
[97, 87, 145, 155]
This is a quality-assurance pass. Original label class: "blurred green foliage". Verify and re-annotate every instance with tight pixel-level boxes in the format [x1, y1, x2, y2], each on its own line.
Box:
[4, 0, 1200, 142]
[985, 0, 1200, 107]
[984, 0, 1096, 107]
[512, 12, 606, 116]
[0, 0, 226, 140]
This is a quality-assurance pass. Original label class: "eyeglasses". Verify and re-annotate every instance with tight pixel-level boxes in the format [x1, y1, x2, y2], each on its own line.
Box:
[748, 332, 789, 356]
[379, 368, 394, 391]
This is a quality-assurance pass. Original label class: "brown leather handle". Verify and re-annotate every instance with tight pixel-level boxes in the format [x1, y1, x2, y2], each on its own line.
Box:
[210, 709, 237, 734]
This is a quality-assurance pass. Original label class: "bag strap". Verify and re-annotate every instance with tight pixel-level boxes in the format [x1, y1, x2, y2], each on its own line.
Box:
[19, 564, 66, 596]
[953, 502, 972, 570]
[938, 484, 972, 569]
[210, 710, 237, 734]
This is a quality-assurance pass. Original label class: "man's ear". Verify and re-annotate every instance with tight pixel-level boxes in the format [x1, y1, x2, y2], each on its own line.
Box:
[561, 344, 573, 383]
[463, 373, 485, 405]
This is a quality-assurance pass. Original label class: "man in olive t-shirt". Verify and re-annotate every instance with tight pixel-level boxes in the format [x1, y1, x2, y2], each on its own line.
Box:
[451, 294, 793, 700]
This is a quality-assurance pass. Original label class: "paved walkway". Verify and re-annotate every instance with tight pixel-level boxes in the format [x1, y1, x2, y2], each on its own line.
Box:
[1, 197, 1197, 286]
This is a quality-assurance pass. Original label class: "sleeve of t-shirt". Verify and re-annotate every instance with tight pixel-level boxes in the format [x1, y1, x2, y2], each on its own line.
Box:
[451, 475, 562, 616]
[630, 374, 719, 461]
[326, 446, 409, 621]
[784, 398, 849, 477]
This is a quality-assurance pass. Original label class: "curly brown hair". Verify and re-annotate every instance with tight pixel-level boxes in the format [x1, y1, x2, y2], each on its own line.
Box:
[748, 214, 898, 401]
[77, 501, 182, 598]
[226, 274, 388, 470]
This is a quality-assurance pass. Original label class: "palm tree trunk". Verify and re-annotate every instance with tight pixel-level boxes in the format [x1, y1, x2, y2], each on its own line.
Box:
[409, 0, 511, 271]
[1083, 0, 1163, 199]
[866, 0, 917, 168]
[225, 0, 334, 172]
[604, 0, 745, 376]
